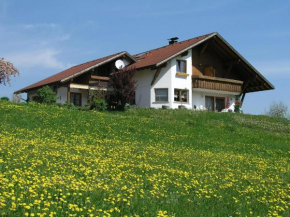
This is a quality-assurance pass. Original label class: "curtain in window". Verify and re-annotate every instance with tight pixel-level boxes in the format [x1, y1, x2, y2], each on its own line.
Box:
[156, 89, 168, 101]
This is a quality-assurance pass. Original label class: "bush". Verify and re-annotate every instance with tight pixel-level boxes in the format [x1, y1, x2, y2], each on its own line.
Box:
[0, 97, 9, 101]
[90, 98, 107, 111]
[62, 102, 79, 111]
[88, 89, 108, 111]
[36, 86, 57, 104]
[265, 101, 289, 118]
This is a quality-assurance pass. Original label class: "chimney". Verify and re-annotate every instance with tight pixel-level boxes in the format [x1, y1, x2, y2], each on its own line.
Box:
[168, 37, 179, 45]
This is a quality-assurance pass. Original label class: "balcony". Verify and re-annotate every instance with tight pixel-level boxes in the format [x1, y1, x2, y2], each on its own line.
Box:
[192, 75, 243, 93]
[69, 75, 112, 90]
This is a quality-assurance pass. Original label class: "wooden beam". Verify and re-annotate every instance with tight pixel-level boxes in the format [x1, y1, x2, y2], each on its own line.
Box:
[151, 67, 162, 86]
[90, 75, 110, 81]
[241, 80, 251, 93]
[67, 84, 70, 103]
[151, 62, 167, 70]
[181, 50, 189, 57]
[248, 84, 266, 90]
[241, 93, 246, 104]
[224, 59, 240, 66]
[224, 64, 233, 78]
[199, 43, 208, 57]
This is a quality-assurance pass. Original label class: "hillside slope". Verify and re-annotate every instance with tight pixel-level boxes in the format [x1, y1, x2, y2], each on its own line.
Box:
[0, 101, 289, 217]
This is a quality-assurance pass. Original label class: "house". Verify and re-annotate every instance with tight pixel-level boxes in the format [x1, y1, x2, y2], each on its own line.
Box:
[15, 32, 274, 111]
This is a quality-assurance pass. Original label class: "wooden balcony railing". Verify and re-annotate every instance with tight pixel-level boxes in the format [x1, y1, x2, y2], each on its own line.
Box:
[89, 75, 111, 88]
[192, 75, 243, 93]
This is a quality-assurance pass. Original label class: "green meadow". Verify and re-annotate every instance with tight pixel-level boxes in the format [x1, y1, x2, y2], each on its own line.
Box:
[0, 101, 289, 217]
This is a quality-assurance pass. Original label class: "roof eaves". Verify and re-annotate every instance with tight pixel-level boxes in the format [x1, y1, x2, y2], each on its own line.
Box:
[214, 33, 275, 90]
[156, 33, 217, 67]
[14, 81, 59, 94]
[61, 51, 129, 83]
[124, 52, 137, 63]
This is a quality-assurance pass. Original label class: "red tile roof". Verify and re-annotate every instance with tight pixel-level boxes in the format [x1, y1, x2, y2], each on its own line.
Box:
[132, 33, 214, 69]
[16, 51, 129, 93]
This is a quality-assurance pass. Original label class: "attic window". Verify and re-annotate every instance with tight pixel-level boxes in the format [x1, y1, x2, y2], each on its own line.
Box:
[176, 60, 186, 73]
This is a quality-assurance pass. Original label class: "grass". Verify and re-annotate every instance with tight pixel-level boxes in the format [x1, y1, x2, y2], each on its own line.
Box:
[0, 101, 289, 217]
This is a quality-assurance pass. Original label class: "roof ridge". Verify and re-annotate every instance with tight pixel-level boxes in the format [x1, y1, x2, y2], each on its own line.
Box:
[133, 32, 215, 58]
[71, 51, 125, 68]
[40, 51, 126, 79]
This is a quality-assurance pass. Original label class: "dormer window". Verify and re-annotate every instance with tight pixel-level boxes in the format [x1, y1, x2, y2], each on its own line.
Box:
[176, 60, 186, 73]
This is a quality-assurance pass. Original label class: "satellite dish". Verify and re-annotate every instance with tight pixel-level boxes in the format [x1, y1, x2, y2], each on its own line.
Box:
[115, 59, 125, 69]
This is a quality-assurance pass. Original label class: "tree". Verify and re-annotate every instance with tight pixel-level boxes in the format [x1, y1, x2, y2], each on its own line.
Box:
[265, 101, 289, 118]
[109, 66, 136, 111]
[12, 93, 22, 103]
[35, 86, 57, 104]
[0, 58, 19, 85]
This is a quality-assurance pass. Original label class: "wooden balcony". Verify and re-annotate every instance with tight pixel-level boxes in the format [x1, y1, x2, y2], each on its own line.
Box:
[69, 75, 112, 90]
[192, 75, 243, 93]
[89, 75, 111, 88]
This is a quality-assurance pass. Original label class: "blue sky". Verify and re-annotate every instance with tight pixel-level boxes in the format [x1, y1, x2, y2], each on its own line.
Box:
[0, 0, 289, 114]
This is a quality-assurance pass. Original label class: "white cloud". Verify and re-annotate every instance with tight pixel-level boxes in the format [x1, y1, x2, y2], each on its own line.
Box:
[5, 49, 73, 70]
[22, 23, 58, 29]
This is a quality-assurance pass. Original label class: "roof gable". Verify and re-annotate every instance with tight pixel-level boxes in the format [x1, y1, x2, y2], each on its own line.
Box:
[132, 32, 274, 92]
[132, 33, 215, 69]
[16, 51, 134, 93]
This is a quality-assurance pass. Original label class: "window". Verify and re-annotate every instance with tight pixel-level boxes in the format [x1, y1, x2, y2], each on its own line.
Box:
[174, 89, 188, 102]
[205, 96, 214, 111]
[205, 96, 225, 112]
[176, 60, 186, 73]
[155, 89, 168, 102]
[215, 97, 225, 112]
[70, 93, 82, 106]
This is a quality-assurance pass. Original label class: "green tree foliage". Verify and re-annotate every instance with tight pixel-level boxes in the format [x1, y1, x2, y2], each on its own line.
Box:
[35, 86, 57, 104]
[0, 97, 10, 101]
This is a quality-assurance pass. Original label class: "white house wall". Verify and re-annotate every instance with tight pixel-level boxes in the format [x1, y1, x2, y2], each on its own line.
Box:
[134, 69, 152, 107]
[27, 90, 37, 102]
[170, 50, 192, 109]
[150, 61, 172, 108]
[28, 86, 88, 107]
[56, 87, 68, 104]
[135, 49, 193, 109]
[192, 90, 237, 111]
[70, 88, 88, 107]
[55, 87, 88, 107]
[150, 49, 192, 109]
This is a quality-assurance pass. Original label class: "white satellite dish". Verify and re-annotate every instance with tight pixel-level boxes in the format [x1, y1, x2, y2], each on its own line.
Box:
[115, 59, 125, 69]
